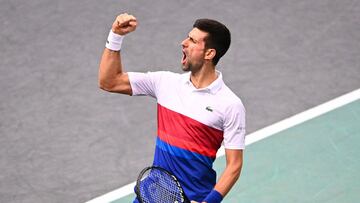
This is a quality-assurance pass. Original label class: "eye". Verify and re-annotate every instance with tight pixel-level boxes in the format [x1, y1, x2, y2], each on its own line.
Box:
[189, 37, 196, 43]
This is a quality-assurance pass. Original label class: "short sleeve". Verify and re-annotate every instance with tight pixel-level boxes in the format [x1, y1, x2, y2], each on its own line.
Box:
[223, 101, 246, 149]
[128, 71, 164, 98]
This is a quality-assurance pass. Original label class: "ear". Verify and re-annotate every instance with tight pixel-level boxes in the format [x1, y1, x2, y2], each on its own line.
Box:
[204, 48, 216, 61]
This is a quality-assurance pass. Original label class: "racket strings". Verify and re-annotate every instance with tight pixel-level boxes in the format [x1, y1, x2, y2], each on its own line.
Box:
[139, 169, 184, 203]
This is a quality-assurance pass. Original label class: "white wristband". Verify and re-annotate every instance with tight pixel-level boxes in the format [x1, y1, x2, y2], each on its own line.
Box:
[105, 30, 124, 51]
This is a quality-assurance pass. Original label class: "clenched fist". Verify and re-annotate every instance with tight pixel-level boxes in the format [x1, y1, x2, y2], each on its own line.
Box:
[112, 13, 137, 35]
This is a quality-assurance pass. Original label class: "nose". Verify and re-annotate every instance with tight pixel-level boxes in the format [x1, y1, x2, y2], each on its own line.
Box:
[181, 37, 188, 48]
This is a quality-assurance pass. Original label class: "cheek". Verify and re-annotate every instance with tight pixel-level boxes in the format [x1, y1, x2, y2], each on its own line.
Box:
[193, 50, 205, 60]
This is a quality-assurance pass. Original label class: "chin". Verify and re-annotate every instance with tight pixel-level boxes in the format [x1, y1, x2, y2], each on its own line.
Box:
[181, 64, 190, 72]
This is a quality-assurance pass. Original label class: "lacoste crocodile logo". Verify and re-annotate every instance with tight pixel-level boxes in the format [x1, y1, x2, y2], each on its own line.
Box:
[206, 106, 213, 112]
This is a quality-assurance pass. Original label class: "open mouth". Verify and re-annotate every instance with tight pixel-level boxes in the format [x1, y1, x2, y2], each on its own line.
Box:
[181, 50, 187, 65]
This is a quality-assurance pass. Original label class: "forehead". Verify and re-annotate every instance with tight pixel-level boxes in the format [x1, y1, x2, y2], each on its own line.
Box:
[189, 28, 208, 42]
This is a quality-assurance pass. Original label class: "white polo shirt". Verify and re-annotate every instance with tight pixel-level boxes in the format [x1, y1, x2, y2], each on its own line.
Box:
[129, 70, 245, 151]
[128, 70, 245, 201]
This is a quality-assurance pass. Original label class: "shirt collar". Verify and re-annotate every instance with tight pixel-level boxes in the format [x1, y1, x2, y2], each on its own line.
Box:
[181, 70, 224, 94]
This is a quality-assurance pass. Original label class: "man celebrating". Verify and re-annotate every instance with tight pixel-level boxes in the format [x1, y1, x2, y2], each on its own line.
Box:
[99, 13, 246, 203]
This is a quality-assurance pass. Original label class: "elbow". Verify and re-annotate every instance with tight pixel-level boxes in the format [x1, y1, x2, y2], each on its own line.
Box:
[98, 78, 114, 92]
[98, 78, 107, 90]
[98, 84, 108, 92]
[98, 73, 131, 95]
[98, 79, 105, 90]
[98, 77, 132, 95]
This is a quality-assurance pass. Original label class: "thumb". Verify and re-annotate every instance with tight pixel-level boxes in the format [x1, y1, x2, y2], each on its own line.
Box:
[129, 20, 137, 26]
[128, 20, 138, 30]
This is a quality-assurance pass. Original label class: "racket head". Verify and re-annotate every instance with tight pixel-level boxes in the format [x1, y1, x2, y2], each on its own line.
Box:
[135, 166, 189, 203]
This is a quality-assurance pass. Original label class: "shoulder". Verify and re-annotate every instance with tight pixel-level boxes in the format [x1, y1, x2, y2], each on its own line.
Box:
[149, 70, 181, 79]
[217, 87, 245, 124]
[219, 83, 245, 111]
[128, 70, 180, 82]
[151, 71, 183, 85]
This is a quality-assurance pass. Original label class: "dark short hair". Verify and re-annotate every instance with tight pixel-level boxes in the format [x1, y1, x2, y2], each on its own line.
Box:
[193, 19, 231, 65]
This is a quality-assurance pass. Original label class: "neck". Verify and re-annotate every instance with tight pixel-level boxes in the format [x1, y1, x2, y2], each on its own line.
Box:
[190, 63, 217, 89]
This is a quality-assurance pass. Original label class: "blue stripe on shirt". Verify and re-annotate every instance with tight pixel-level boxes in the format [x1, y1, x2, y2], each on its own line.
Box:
[156, 137, 214, 166]
[153, 137, 217, 201]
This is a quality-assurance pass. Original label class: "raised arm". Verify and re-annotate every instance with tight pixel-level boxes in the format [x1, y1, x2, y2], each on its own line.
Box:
[98, 13, 137, 95]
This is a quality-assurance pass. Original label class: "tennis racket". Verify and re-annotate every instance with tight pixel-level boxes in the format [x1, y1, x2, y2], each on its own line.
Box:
[135, 166, 190, 203]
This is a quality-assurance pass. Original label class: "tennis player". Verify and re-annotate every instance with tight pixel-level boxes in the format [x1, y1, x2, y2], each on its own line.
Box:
[99, 13, 246, 203]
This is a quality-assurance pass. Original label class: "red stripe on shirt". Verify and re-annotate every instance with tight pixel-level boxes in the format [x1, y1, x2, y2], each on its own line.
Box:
[157, 103, 223, 158]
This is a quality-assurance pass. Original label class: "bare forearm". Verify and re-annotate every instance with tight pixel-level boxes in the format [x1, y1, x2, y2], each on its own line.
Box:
[209, 149, 243, 202]
[98, 48, 123, 89]
[214, 163, 242, 197]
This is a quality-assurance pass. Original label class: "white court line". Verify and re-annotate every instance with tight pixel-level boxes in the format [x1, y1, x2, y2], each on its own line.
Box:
[86, 88, 360, 203]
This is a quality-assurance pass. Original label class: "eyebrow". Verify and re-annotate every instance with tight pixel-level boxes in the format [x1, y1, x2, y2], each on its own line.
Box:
[188, 35, 198, 43]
